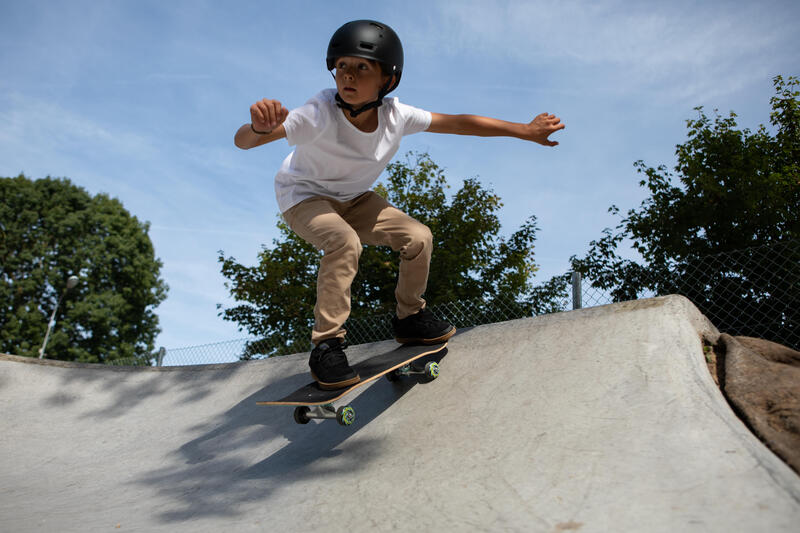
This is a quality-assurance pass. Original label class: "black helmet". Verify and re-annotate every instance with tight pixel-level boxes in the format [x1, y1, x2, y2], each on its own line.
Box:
[327, 20, 403, 96]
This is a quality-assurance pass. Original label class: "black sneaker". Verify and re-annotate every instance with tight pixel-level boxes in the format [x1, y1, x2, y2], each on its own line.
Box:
[309, 338, 360, 390]
[392, 308, 456, 345]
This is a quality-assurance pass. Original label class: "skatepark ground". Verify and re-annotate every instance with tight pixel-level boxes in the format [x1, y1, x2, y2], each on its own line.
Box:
[1, 295, 799, 532]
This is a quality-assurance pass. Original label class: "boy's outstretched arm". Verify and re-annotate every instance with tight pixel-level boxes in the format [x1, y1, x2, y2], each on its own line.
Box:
[426, 112, 565, 146]
[234, 98, 289, 150]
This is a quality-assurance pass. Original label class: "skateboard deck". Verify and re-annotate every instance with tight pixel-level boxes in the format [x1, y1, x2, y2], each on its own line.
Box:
[257, 341, 448, 426]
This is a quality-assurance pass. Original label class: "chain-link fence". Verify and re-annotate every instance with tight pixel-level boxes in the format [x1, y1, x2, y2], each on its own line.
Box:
[154, 239, 798, 366]
[153, 295, 563, 366]
[578, 239, 799, 351]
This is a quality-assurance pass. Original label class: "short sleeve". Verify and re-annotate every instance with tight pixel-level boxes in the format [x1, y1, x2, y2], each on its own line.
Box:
[283, 92, 331, 146]
[391, 98, 432, 136]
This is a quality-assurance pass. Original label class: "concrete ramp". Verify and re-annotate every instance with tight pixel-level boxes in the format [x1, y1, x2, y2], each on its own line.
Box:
[1, 296, 799, 532]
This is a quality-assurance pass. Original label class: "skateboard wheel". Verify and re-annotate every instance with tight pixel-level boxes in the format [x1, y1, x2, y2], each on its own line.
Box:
[336, 405, 356, 426]
[293, 406, 311, 425]
[425, 362, 440, 380]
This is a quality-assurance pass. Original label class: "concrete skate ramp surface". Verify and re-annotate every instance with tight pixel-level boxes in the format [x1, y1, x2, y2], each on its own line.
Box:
[1, 296, 799, 532]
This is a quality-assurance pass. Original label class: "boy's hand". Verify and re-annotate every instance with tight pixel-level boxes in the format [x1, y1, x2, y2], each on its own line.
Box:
[427, 111, 564, 146]
[524, 113, 565, 146]
[251, 99, 289, 133]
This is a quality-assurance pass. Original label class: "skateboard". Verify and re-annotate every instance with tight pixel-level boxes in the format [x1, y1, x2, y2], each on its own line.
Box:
[256, 342, 448, 426]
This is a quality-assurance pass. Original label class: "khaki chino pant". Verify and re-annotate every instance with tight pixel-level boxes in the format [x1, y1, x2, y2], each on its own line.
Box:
[283, 192, 432, 345]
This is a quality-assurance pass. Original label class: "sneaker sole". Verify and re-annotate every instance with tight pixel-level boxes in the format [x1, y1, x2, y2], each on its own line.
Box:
[394, 326, 456, 345]
[310, 372, 361, 391]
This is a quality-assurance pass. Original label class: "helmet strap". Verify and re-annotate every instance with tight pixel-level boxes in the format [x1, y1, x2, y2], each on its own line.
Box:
[335, 93, 383, 118]
[332, 74, 394, 118]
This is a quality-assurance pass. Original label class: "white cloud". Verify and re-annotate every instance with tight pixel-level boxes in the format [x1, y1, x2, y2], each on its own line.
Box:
[427, 0, 799, 102]
[0, 91, 160, 171]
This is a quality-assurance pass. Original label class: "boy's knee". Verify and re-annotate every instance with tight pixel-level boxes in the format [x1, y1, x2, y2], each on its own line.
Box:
[401, 222, 432, 260]
[324, 229, 362, 257]
[416, 223, 433, 247]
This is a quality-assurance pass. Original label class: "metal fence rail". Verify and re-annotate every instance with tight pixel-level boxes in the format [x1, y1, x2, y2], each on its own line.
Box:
[152, 239, 798, 366]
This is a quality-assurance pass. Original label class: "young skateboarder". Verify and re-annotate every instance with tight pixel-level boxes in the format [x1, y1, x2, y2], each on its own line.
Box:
[235, 20, 564, 389]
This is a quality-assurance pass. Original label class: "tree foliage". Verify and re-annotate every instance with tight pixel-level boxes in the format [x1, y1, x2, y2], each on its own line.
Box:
[218, 152, 553, 357]
[570, 75, 800, 344]
[0, 175, 168, 363]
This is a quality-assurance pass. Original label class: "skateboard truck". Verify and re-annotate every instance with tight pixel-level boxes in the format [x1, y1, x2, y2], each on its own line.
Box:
[294, 404, 356, 426]
[386, 361, 440, 382]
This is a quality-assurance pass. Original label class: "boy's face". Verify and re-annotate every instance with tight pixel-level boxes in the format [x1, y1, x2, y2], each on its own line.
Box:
[333, 56, 392, 107]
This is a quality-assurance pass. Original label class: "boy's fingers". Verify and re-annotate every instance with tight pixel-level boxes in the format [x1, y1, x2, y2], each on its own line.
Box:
[541, 113, 565, 132]
[258, 100, 272, 121]
[272, 102, 283, 126]
[252, 105, 265, 123]
[261, 101, 272, 122]
[249, 99, 287, 129]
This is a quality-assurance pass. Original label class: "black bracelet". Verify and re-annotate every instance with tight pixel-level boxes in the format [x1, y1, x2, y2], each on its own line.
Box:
[251, 124, 273, 135]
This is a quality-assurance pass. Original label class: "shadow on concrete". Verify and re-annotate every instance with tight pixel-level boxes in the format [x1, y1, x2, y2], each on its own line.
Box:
[134, 349, 448, 523]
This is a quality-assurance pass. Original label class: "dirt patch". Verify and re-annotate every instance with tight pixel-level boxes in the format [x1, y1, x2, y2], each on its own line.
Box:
[711, 335, 800, 475]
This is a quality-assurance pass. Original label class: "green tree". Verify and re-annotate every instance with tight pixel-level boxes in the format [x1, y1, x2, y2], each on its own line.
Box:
[0, 175, 168, 364]
[571, 75, 799, 345]
[218, 151, 554, 358]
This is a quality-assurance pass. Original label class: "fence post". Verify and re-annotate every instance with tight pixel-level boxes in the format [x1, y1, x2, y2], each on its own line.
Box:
[571, 272, 582, 310]
[156, 347, 166, 367]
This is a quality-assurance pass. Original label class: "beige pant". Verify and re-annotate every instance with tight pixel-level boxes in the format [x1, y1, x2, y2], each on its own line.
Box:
[283, 192, 432, 345]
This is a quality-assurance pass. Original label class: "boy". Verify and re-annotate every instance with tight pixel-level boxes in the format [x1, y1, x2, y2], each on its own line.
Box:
[235, 20, 564, 390]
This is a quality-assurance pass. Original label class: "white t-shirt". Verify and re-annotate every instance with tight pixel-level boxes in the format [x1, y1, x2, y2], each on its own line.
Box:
[275, 89, 432, 213]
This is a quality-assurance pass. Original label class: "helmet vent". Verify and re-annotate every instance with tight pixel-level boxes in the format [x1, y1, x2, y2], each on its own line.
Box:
[359, 41, 375, 50]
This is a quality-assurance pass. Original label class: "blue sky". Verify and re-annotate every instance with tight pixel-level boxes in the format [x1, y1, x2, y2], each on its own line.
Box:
[2, 0, 798, 351]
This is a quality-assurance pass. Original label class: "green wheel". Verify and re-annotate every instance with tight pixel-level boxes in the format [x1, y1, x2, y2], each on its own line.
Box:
[336, 405, 356, 426]
[425, 362, 440, 381]
[293, 406, 311, 424]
